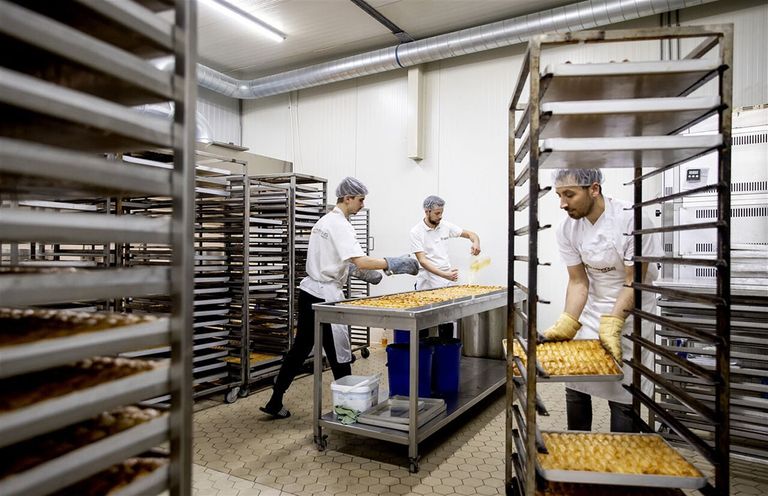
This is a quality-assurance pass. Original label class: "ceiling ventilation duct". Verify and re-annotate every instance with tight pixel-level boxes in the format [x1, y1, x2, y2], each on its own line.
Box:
[197, 0, 715, 100]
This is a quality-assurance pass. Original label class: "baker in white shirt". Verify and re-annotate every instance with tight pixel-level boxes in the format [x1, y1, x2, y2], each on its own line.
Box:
[542, 168, 662, 433]
[261, 177, 418, 419]
[409, 195, 481, 337]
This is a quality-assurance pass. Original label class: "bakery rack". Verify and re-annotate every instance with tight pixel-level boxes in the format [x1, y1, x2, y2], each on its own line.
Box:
[118, 149, 246, 404]
[507, 26, 733, 495]
[345, 207, 373, 359]
[0, 0, 195, 494]
[225, 174, 327, 397]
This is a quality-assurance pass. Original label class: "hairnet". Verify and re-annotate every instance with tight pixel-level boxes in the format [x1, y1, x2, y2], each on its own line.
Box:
[335, 177, 368, 197]
[423, 195, 445, 210]
[552, 169, 603, 187]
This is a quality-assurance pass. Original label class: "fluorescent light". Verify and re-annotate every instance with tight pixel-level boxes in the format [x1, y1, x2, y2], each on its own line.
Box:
[201, 0, 286, 43]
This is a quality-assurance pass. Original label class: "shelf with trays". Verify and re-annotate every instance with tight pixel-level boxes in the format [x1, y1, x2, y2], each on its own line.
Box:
[346, 207, 372, 358]
[0, 0, 195, 493]
[507, 25, 733, 496]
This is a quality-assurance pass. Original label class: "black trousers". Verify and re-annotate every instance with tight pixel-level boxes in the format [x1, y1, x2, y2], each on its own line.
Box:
[565, 387, 639, 433]
[272, 290, 351, 396]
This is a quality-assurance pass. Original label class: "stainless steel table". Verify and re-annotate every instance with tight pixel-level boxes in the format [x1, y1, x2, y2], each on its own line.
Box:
[312, 287, 525, 472]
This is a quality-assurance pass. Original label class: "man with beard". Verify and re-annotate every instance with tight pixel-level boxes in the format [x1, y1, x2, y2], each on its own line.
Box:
[542, 168, 662, 432]
[409, 195, 481, 338]
[260, 177, 418, 419]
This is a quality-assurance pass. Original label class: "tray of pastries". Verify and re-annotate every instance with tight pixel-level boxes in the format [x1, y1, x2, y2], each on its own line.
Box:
[536, 432, 706, 489]
[0, 406, 164, 480]
[339, 285, 505, 309]
[511, 339, 623, 381]
[534, 481, 685, 495]
[52, 458, 168, 496]
[0, 308, 162, 348]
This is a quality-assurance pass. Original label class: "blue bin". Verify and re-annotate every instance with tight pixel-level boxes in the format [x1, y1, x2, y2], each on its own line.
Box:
[386, 343, 433, 397]
[394, 329, 427, 344]
[423, 337, 462, 396]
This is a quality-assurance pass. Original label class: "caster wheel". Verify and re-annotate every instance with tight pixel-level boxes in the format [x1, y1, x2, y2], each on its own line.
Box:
[224, 388, 240, 404]
[314, 435, 328, 451]
[238, 387, 249, 398]
[408, 460, 420, 473]
[361, 347, 370, 359]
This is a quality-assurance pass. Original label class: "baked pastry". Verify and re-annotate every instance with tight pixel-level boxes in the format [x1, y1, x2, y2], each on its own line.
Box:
[512, 339, 621, 376]
[0, 307, 158, 347]
[52, 457, 167, 496]
[537, 432, 703, 478]
[340, 285, 504, 309]
[0, 357, 161, 413]
[535, 482, 684, 496]
[0, 406, 164, 479]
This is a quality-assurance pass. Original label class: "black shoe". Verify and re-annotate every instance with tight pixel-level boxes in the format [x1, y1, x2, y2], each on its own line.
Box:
[259, 405, 291, 419]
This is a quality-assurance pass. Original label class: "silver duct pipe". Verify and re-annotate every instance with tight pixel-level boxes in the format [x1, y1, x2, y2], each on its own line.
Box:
[198, 0, 715, 100]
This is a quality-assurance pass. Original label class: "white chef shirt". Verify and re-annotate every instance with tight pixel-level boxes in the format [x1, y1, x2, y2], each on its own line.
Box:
[409, 219, 463, 290]
[299, 207, 365, 299]
[557, 196, 663, 403]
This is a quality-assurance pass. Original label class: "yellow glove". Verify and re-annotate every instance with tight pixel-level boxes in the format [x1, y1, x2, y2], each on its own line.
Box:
[598, 314, 626, 361]
[542, 313, 581, 341]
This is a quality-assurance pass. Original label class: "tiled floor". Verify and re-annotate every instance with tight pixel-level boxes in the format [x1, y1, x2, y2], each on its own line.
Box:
[192, 343, 768, 496]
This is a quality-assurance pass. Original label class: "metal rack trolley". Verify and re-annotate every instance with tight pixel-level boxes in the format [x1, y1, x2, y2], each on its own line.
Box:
[227, 174, 328, 396]
[346, 207, 372, 359]
[0, 0, 195, 494]
[119, 150, 246, 403]
[507, 26, 733, 495]
[312, 288, 525, 473]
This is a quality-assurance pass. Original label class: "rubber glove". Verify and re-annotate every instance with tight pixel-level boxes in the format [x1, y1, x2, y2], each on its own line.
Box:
[384, 256, 419, 276]
[542, 312, 581, 341]
[598, 314, 626, 361]
[348, 264, 383, 285]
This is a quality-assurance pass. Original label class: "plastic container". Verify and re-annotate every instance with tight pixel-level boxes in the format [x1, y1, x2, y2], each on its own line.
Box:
[386, 343, 434, 397]
[331, 375, 380, 413]
[393, 329, 428, 344]
[423, 337, 463, 396]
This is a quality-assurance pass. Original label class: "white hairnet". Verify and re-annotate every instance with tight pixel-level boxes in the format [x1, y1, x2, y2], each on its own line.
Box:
[335, 177, 368, 197]
[552, 169, 604, 187]
[423, 195, 445, 210]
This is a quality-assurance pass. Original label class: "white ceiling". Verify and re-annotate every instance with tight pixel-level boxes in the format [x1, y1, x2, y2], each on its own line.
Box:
[197, 0, 576, 79]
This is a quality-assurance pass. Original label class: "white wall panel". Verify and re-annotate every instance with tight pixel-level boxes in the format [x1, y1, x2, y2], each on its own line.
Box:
[242, 94, 292, 161]
[198, 87, 241, 145]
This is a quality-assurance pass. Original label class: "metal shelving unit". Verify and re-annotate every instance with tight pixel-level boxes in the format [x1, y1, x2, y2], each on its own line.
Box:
[507, 26, 733, 496]
[119, 150, 246, 403]
[226, 174, 327, 396]
[345, 207, 372, 358]
[0, 0, 195, 494]
[311, 288, 525, 473]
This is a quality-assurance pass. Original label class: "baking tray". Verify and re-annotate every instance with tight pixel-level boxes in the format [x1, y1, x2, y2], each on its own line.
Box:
[535, 432, 706, 489]
[513, 339, 624, 383]
[357, 396, 446, 432]
[0, 416, 168, 496]
[0, 366, 168, 448]
[0, 318, 170, 378]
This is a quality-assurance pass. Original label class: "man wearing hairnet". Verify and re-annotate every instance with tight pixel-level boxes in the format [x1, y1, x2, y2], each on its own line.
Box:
[543, 169, 662, 432]
[409, 195, 481, 338]
[261, 177, 418, 419]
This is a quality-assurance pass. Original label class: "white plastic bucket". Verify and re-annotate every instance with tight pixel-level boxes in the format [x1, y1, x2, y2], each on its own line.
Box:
[331, 374, 380, 413]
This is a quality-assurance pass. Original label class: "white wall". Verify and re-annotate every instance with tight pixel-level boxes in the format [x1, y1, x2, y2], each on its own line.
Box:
[241, 0, 767, 326]
[198, 87, 241, 145]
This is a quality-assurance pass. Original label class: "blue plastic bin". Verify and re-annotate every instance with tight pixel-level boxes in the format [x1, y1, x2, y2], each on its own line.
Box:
[394, 329, 427, 344]
[423, 337, 462, 396]
[386, 343, 433, 397]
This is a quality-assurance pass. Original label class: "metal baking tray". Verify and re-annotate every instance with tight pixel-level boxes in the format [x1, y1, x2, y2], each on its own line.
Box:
[535, 432, 706, 489]
[0, 366, 168, 448]
[538, 135, 722, 169]
[0, 318, 170, 378]
[512, 339, 624, 383]
[109, 463, 168, 496]
[357, 396, 446, 432]
[0, 416, 168, 496]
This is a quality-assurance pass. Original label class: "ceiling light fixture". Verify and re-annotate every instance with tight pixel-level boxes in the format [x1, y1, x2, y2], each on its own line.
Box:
[200, 0, 286, 43]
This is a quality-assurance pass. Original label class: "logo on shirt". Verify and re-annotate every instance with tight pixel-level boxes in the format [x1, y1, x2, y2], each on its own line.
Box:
[312, 227, 330, 239]
[584, 263, 617, 273]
